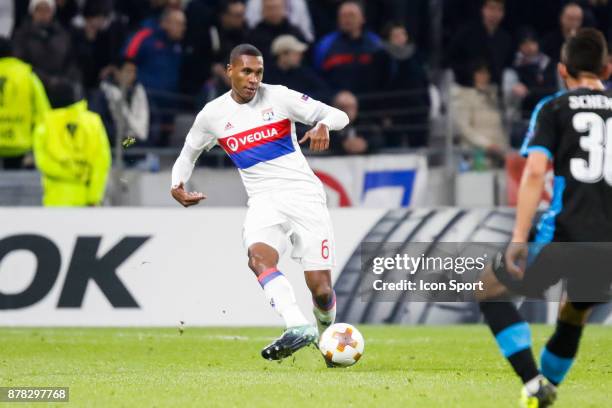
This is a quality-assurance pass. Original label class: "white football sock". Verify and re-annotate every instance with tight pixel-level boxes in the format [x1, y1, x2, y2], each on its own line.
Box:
[258, 269, 309, 328]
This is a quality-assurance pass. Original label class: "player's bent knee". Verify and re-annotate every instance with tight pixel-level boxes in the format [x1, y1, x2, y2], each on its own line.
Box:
[559, 301, 593, 325]
[304, 270, 332, 294]
[247, 255, 277, 275]
[312, 283, 333, 301]
[247, 243, 279, 275]
[475, 263, 508, 302]
[310, 281, 333, 310]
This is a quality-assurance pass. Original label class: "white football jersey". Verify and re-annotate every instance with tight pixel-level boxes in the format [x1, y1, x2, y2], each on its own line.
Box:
[184, 84, 328, 201]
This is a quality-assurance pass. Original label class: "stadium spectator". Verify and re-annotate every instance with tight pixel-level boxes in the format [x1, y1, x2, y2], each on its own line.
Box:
[542, 2, 583, 62]
[371, 22, 430, 147]
[141, 0, 183, 29]
[11, 1, 29, 34]
[365, 0, 430, 53]
[265, 35, 330, 102]
[330, 90, 383, 154]
[91, 59, 150, 147]
[71, 0, 128, 94]
[245, 0, 314, 42]
[32, 84, 111, 206]
[209, 0, 249, 64]
[0, 37, 51, 169]
[313, 1, 381, 94]
[503, 29, 558, 146]
[123, 8, 185, 93]
[123, 7, 185, 145]
[248, 0, 308, 60]
[182, 0, 247, 98]
[451, 62, 508, 166]
[441, 0, 481, 47]
[444, 0, 513, 87]
[583, 0, 612, 43]
[13, 0, 82, 107]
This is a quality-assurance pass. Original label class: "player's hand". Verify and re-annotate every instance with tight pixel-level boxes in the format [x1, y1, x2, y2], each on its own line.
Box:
[299, 123, 330, 152]
[505, 242, 529, 280]
[171, 182, 206, 207]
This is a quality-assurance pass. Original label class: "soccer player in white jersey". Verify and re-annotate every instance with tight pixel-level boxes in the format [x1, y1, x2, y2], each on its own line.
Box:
[170, 44, 349, 361]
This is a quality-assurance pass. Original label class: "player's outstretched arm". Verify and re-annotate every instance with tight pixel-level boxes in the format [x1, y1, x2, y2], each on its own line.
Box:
[171, 142, 207, 207]
[513, 151, 548, 242]
[171, 181, 206, 207]
[505, 151, 548, 278]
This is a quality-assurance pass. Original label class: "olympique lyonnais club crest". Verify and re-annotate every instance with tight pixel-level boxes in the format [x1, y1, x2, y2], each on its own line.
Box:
[261, 108, 274, 121]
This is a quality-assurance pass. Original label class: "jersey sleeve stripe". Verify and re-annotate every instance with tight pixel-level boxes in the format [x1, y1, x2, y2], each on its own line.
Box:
[524, 146, 553, 160]
[520, 91, 565, 157]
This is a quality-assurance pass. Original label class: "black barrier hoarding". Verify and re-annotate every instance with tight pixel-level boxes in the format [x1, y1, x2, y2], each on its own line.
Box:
[359, 242, 612, 303]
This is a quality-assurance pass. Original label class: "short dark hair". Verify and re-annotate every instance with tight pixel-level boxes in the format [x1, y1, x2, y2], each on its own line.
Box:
[381, 21, 408, 41]
[562, 28, 608, 77]
[483, 0, 505, 7]
[0, 37, 11, 58]
[517, 27, 538, 45]
[562, 2, 582, 15]
[83, 0, 112, 18]
[219, 0, 244, 14]
[471, 59, 491, 74]
[229, 43, 262, 64]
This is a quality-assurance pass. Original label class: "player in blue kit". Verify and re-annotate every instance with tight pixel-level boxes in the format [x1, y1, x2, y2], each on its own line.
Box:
[477, 29, 612, 407]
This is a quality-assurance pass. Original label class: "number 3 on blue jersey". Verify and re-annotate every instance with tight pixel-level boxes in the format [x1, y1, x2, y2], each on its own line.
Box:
[570, 112, 612, 185]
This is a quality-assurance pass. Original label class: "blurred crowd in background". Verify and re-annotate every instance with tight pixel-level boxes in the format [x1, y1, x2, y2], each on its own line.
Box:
[1, 0, 612, 169]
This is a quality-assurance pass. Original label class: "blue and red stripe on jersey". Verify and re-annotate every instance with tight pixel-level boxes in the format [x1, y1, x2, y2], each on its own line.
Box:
[218, 119, 294, 169]
[258, 268, 283, 287]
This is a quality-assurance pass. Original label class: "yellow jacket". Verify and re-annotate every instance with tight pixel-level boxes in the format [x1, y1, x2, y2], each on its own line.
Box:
[0, 57, 50, 157]
[33, 100, 112, 206]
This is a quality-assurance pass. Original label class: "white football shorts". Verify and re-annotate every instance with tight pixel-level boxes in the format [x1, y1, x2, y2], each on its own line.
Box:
[242, 192, 336, 271]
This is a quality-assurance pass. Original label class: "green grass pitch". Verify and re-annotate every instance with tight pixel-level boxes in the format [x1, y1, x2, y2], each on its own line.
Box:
[1, 325, 610, 407]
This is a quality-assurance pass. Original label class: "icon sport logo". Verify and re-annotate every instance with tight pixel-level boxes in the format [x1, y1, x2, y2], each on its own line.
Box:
[218, 119, 294, 169]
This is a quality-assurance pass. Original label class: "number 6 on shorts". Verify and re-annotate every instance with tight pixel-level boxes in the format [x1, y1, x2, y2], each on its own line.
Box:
[321, 239, 329, 260]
